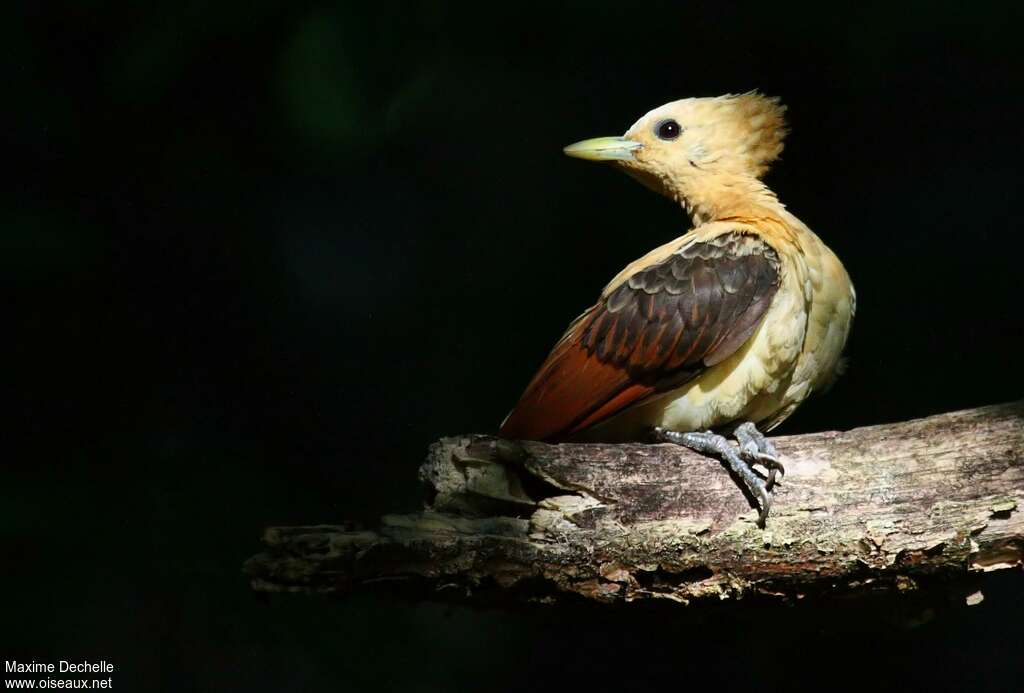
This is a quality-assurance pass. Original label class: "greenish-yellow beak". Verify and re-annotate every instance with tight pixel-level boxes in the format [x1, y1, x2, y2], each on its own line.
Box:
[563, 136, 642, 161]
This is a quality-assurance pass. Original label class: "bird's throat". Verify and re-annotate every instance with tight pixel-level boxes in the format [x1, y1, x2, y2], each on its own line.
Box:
[671, 173, 782, 226]
[620, 164, 782, 226]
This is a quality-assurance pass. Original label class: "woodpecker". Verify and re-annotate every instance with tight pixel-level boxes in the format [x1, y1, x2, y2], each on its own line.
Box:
[499, 93, 855, 524]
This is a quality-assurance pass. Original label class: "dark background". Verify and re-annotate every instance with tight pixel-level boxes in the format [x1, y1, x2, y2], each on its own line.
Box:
[7, 1, 1024, 690]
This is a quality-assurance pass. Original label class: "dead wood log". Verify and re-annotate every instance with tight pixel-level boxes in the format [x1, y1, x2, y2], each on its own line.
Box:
[244, 401, 1024, 606]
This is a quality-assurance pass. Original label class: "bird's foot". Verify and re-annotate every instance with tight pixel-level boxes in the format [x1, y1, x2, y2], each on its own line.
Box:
[652, 422, 784, 527]
[733, 421, 785, 491]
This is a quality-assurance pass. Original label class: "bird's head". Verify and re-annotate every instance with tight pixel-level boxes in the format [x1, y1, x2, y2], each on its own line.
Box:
[564, 93, 788, 205]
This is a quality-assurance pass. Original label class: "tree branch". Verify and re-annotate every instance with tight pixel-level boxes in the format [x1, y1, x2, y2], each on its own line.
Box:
[244, 401, 1024, 605]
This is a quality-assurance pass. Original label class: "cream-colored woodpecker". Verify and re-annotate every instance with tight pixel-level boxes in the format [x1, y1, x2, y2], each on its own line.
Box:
[500, 93, 856, 524]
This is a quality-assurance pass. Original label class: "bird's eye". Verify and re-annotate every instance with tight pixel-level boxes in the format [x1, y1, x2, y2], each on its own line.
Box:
[655, 119, 681, 140]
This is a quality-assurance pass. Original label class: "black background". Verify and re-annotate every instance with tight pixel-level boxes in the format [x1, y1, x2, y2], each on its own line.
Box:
[7, 1, 1024, 690]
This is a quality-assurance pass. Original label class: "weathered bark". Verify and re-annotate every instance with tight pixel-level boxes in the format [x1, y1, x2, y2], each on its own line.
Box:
[245, 401, 1024, 606]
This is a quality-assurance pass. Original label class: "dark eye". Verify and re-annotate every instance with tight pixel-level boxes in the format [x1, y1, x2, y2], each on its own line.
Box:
[655, 119, 681, 140]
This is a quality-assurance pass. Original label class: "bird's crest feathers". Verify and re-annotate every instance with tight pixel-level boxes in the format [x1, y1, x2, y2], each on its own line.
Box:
[719, 92, 788, 177]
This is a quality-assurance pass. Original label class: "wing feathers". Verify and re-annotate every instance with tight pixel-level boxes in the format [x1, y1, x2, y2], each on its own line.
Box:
[500, 231, 781, 441]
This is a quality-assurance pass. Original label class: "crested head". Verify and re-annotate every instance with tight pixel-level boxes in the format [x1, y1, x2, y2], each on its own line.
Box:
[564, 93, 789, 219]
[624, 92, 788, 179]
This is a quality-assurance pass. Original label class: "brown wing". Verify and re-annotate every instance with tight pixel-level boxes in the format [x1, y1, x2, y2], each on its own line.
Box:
[499, 231, 781, 441]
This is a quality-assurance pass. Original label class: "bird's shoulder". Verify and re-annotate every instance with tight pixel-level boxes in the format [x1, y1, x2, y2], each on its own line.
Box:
[601, 221, 777, 298]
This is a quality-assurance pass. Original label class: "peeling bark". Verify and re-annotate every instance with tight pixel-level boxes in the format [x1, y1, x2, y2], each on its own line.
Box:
[245, 401, 1024, 606]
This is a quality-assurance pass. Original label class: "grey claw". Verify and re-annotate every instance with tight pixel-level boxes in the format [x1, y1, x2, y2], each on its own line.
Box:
[735, 422, 785, 483]
[653, 422, 784, 525]
[751, 451, 784, 475]
[655, 428, 776, 525]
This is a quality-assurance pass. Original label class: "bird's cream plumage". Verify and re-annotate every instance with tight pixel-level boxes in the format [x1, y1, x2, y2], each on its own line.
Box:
[500, 93, 855, 444]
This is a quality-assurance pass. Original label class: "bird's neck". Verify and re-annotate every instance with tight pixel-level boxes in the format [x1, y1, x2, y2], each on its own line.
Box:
[672, 173, 783, 226]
